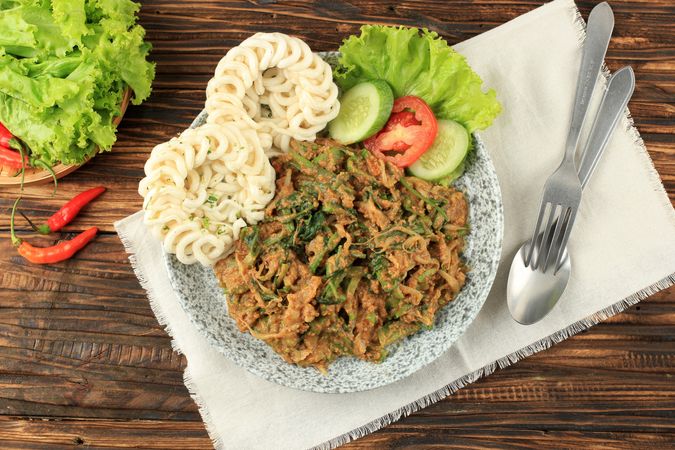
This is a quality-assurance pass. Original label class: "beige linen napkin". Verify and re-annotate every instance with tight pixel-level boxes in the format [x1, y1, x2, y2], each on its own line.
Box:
[115, 0, 675, 448]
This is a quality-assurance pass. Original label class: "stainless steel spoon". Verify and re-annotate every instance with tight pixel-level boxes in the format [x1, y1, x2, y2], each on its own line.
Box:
[507, 66, 635, 325]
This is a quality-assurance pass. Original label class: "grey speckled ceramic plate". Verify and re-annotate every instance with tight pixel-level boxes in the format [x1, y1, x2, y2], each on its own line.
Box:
[163, 52, 503, 393]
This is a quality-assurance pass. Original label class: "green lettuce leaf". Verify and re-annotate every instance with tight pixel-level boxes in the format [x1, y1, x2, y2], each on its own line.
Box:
[52, 0, 89, 48]
[336, 25, 501, 133]
[87, 22, 154, 105]
[0, 7, 37, 50]
[0, 0, 154, 165]
[0, 55, 79, 109]
[18, 4, 73, 58]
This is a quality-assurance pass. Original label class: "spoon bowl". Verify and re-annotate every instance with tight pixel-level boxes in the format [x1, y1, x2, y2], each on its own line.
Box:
[507, 242, 571, 325]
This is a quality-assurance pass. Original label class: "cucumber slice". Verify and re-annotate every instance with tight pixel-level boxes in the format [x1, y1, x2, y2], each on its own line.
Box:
[408, 119, 470, 181]
[436, 161, 466, 186]
[328, 80, 393, 145]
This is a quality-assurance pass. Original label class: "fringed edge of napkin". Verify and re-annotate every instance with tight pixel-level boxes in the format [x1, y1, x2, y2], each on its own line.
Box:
[116, 224, 227, 449]
[117, 214, 675, 450]
[311, 3, 675, 449]
[120, 206, 673, 450]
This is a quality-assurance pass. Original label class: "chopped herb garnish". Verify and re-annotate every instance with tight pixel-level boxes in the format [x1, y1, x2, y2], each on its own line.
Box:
[206, 194, 218, 206]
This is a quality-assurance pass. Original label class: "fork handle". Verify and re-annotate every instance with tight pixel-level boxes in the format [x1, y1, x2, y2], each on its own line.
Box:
[532, 67, 635, 272]
[564, 2, 614, 161]
[578, 66, 635, 189]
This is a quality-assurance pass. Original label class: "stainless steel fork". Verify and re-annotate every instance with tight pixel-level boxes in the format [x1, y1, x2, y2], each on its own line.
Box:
[524, 2, 615, 273]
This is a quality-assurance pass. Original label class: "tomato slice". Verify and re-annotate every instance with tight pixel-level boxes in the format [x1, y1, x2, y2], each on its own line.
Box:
[365, 111, 418, 152]
[363, 96, 438, 168]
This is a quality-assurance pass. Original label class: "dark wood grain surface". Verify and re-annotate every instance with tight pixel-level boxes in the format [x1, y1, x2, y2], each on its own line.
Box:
[0, 0, 673, 448]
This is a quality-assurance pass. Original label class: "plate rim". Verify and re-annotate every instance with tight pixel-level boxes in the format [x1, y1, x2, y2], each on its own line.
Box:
[163, 49, 503, 393]
[162, 122, 504, 393]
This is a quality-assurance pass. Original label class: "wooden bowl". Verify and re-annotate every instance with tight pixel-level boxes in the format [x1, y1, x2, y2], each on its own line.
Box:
[0, 88, 132, 187]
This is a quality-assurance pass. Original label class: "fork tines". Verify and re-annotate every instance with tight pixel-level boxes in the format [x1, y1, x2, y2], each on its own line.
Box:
[525, 201, 578, 274]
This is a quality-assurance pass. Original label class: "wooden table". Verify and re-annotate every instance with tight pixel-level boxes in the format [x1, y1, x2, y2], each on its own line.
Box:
[0, 1, 673, 448]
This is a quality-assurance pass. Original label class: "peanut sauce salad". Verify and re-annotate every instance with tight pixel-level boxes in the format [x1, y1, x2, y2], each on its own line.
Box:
[215, 139, 469, 371]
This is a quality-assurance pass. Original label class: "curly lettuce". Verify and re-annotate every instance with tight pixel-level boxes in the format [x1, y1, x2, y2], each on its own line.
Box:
[336, 25, 500, 133]
[0, 0, 154, 166]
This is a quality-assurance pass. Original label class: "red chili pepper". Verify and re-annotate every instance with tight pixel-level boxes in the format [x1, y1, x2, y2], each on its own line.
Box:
[28, 186, 106, 234]
[0, 146, 28, 169]
[17, 227, 99, 264]
[10, 198, 99, 265]
[0, 122, 22, 151]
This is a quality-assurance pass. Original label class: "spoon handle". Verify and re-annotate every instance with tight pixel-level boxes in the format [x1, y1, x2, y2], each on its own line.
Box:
[563, 2, 614, 161]
[577, 66, 635, 189]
